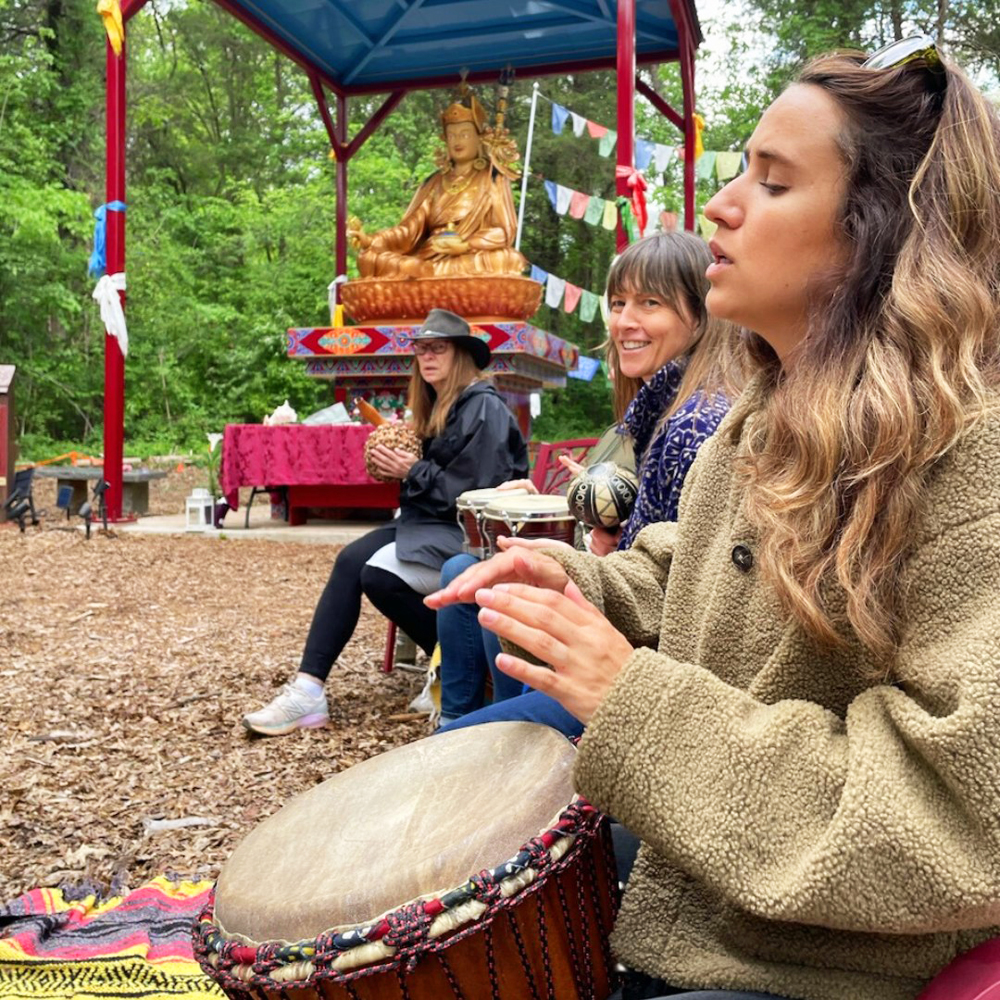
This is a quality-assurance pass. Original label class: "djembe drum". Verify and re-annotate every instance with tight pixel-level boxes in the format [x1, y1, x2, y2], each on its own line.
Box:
[194, 722, 619, 1000]
[456, 487, 528, 558]
[480, 495, 577, 556]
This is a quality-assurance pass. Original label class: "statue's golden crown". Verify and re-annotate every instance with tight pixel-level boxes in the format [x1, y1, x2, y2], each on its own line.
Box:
[440, 94, 488, 133]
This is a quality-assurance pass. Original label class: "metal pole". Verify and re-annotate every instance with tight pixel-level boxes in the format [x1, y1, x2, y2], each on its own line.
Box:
[335, 92, 348, 284]
[616, 0, 636, 252]
[103, 31, 127, 522]
[515, 81, 540, 251]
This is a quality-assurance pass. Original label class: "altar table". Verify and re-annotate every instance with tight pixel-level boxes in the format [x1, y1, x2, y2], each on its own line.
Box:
[221, 424, 399, 525]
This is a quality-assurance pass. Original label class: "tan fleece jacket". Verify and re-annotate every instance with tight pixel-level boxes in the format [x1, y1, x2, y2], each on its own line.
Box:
[550, 391, 1000, 1000]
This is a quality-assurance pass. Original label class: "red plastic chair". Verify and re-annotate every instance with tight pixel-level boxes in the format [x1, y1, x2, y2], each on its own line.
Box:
[531, 437, 599, 495]
[918, 935, 1000, 999]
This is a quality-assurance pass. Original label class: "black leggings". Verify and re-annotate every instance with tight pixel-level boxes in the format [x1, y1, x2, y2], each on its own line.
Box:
[299, 525, 438, 682]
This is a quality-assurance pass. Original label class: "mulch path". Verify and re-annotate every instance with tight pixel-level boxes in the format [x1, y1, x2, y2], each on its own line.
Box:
[0, 467, 428, 901]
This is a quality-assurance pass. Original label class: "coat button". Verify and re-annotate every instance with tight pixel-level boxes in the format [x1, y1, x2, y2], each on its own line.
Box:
[731, 545, 753, 572]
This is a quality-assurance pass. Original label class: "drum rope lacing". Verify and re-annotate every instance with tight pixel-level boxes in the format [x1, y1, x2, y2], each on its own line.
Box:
[194, 799, 614, 994]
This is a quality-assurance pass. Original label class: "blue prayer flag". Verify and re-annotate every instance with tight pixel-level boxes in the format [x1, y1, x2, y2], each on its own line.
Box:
[636, 139, 655, 171]
[567, 356, 602, 381]
[551, 103, 570, 135]
[87, 201, 127, 278]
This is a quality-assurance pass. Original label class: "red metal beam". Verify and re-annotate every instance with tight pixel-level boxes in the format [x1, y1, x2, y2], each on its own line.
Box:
[636, 75, 684, 132]
[103, 36, 127, 521]
[309, 72, 346, 159]
[209, 0, 343, 95]
[121, 0, 149, 22]
[616, 0, 636, 252]
[669, 0, 697, 231]
[345, 90, 405, 159]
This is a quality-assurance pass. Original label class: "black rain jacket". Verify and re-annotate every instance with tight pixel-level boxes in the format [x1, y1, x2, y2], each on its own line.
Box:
[395, 380, 528, 568]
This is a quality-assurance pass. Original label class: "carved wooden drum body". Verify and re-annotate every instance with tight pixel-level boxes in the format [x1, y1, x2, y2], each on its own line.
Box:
[455, 487, 528, 558]
[194, 722, 619, 1000]
[480, 495, 577, 556]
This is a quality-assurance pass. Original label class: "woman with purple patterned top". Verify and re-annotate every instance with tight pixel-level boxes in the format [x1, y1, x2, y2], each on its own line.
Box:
[434, 231, 738, 737]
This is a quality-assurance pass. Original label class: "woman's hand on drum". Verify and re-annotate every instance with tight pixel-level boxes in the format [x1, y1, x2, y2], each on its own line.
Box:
[497, 535, 575, 554]
[370, 444, 419, 479]
[495, 478, 539, 494]
[425, 547, 569, 609]
[477, 581, 634, 723]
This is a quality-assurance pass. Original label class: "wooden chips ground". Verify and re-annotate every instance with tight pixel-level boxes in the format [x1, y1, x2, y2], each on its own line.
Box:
[0, 469, 428, 900]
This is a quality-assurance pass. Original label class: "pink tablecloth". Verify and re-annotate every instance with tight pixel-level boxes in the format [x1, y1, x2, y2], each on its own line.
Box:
[221, 423, 383, 509]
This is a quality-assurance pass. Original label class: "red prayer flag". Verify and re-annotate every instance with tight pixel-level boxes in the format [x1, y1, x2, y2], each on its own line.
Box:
[568, 191, 590, 219]
[563, 282, 583, 314]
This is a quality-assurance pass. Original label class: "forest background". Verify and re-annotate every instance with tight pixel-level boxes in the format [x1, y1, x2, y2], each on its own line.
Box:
[1, 0, 997, 459]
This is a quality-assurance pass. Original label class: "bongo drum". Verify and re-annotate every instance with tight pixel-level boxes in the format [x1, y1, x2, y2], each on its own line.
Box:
[480, 495, 577, 556]
[455, 487, 528, 558]
[194, 722, 619, 1000]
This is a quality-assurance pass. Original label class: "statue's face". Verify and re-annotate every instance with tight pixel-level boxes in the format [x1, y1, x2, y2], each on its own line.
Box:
[445, 122, 481, 166]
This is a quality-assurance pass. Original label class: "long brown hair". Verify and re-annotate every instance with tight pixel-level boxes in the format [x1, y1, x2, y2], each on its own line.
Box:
[605, 231, 738, 423]
[408, 344, 483, 438]
[737, 50, 1000, 662]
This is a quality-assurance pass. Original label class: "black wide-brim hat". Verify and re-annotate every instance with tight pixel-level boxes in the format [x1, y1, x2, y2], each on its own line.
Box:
[411, 308, 491, 370]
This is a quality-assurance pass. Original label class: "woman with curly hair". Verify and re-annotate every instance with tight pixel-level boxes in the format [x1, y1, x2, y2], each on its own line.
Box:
[430, 37, 1000, 1000]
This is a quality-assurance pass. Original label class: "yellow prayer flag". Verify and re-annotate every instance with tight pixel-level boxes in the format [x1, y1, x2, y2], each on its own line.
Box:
[698, 214, 718, 241]
[693, 113, 705, 160]
[715, 151, 743, 182]
[96, 0, 124, 56]
[601, 198, 618, 231]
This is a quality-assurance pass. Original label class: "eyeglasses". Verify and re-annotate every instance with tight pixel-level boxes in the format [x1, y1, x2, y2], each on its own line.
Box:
[862, 33, 941, 72]
[412, 340, 451, 356]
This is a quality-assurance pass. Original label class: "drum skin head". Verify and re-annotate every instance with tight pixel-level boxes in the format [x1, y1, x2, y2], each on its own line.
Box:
[214, 722, 577, 944]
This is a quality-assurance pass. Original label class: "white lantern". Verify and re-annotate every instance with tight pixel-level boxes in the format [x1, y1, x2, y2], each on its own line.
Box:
[185, 488, 215, 532]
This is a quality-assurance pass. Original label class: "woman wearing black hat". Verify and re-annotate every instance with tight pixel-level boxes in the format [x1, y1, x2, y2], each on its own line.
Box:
[243, 309, 528, 736]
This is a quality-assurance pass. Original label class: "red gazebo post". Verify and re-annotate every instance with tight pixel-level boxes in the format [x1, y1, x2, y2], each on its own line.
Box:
[670, 0, 697, 230]
[103, 22, 127, 521]
[335, 93, 349, 283]
[616, 0, 636, 253]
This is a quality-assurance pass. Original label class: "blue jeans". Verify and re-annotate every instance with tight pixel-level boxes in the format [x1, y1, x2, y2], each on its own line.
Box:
[612, 986, 787, 1000]
[437, 554, 524, 721]
[437, 689, 584, 739]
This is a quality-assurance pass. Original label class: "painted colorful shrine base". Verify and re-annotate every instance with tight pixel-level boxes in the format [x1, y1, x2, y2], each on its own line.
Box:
[288, 321, 580, 437]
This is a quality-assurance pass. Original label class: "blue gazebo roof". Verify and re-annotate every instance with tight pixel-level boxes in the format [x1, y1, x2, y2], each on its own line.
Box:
[216, 0, 701, 94]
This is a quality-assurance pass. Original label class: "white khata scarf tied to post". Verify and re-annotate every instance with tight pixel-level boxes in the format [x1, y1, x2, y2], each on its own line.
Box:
[93, 272, 128, 357]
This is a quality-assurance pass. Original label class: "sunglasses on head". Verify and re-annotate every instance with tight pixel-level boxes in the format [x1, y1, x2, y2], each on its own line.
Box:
[861, 33, 941, 71]
[736, 34, 944, 176]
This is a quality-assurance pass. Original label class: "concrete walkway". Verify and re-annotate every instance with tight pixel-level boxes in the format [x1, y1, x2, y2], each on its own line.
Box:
[116, 504, 383, 545]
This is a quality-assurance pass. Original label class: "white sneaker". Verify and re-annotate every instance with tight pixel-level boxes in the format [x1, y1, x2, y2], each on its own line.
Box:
[242, 682, 330, 736]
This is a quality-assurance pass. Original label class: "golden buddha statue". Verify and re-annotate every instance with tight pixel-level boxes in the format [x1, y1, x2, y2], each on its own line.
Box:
[348, 93, 527, 280]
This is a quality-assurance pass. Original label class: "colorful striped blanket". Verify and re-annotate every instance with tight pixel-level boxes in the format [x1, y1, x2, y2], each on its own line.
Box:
[0, 876, 223, 999]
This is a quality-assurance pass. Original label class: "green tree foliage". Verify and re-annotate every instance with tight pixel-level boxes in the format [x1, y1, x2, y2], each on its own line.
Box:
[1, 0, 996, 457]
